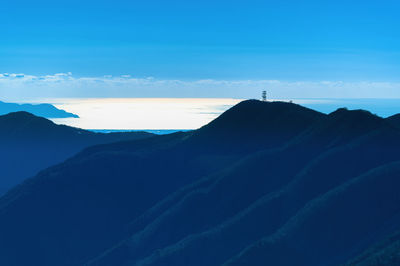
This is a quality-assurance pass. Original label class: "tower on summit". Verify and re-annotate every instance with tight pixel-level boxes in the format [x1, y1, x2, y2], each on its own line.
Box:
[262, 90, 267, 101]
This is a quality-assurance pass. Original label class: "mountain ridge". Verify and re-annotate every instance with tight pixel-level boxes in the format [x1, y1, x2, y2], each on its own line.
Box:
[0, 100, 400, 266]
[0, 100, 79, 118]
[0, 111, 154, 193]
[97, 104, 399, 266]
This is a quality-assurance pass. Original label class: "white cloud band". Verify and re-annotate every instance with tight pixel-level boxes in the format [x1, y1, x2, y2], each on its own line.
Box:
[0, 73, 399, 101]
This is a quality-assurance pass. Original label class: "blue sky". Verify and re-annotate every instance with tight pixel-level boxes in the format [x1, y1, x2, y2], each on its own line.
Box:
[1, 0, 400, 100]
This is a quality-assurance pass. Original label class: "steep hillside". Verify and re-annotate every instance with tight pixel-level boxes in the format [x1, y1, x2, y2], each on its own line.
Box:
[386, 113, 400, 129]
[0, 111, 153, 193]
[0, 100, 323, 266]
[91, 108, 398, 266]
[345, 230, 400, 266]
[224, 162, 400, 266]
[1, 100, 400, 266]
[187, 100, 325, 154]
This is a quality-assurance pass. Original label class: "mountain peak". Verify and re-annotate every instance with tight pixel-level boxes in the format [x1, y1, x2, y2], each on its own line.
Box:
[385, 113, 400, 129]
[203, 99, 324, 130]
[0, 101, 79, 118]
[329, 107, 380, 118]
[187, 100, 325, 153]
[4, 110, 37, 117]
[327, 107, 383, 129]
[0, 111, 56, 130]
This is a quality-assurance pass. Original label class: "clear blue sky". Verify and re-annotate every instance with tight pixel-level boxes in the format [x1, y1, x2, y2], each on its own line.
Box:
[0, 0, 400, 100]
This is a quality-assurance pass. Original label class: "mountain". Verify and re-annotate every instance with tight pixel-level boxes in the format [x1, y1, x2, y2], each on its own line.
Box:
[0, 111, 154, 194]
[386, 113, 400, 129]
[223, 161, 400, 266]
[344, 229, 400, 266]
[90, 107, 395, 266]
[186, 100, 325, 154]
[0, 100, 79, 118]
[0, 100, 400, 266]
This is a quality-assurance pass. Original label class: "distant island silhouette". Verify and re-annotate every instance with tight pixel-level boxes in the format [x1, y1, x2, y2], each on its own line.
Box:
[0, 100, 79, 118]
[0, 100, 399, 266]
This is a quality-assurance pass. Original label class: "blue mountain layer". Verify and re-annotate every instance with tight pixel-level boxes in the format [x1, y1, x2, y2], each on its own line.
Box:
[0, 100, 79, 118]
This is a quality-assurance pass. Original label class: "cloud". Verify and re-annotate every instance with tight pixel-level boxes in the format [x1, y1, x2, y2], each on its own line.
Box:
[0, 72, 400, 101]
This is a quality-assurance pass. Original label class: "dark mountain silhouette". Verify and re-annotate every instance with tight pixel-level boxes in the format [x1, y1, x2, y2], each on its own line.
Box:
[0, 100, 79, 118]
[0, 100, 399, 266]
[87, 108, 396, 266]
[224, 161, 400, 266]
[345, 230, 400, 265]
[0, 111, 154, 194]
[187, 100, 325, 154]
[385, 113, 400, 129]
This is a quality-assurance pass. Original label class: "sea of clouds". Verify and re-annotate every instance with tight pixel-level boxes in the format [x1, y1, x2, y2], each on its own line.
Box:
[1, 72, 400, 101]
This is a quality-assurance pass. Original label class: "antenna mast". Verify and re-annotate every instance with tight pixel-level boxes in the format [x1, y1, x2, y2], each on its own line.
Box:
[262, 90, 267, 101]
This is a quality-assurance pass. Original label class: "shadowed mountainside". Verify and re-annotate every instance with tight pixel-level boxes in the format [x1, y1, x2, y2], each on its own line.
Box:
[0, 111, 154, 193]
[0, 100, 400, 266]
[345, 230, 400, 266]
[90, 107, 399, 266]
[386, 113, 400, 129]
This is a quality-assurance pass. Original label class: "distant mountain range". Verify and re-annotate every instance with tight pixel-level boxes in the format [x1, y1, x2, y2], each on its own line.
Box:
[0, 100, 400, 266]
[0, 111, 154, 194]
[0, 100, 79, 118]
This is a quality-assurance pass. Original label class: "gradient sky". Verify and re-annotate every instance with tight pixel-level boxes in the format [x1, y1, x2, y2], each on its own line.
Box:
[1, 0, 400, 100]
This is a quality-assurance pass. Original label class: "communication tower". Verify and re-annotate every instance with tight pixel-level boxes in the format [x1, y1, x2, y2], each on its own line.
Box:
[262, 91, 267, 101]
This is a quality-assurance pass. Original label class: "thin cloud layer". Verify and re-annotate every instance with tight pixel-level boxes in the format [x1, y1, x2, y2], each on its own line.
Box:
[0, 73, 399, 101]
